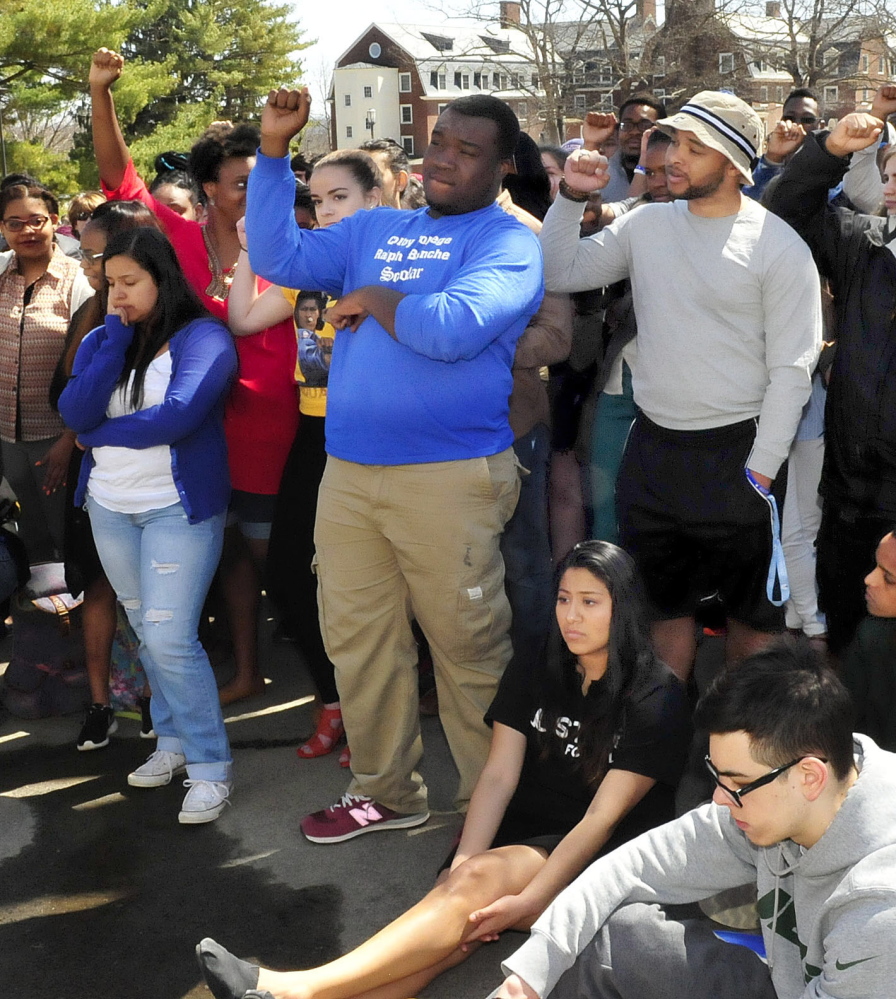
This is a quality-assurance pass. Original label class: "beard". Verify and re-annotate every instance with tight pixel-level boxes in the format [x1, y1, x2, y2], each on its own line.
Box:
[676, 163, 728, 201]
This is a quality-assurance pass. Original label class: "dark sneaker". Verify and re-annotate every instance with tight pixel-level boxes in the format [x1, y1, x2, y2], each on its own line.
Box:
[77, 704, 119, 751]
[300, 792, 428, 844]
[138, 695, 155, 739]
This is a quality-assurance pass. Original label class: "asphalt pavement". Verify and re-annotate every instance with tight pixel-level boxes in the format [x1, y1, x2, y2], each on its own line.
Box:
[0, 602, 521, 999]
[0, 600, 727, 999]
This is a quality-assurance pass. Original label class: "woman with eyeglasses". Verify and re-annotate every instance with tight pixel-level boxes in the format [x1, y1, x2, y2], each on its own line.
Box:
[196, 541, 690, 999]
[0, 182, 93, 562]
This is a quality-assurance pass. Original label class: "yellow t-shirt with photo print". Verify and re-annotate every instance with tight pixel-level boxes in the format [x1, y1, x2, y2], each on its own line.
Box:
[281, 288, 336, 418]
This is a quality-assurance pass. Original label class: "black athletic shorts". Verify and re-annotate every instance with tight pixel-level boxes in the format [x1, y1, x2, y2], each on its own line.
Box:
[617, 414, 785, 633]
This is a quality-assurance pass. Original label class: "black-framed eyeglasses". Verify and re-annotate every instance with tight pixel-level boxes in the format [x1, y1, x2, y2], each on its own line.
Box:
[704, 754, 826, 808]
[1, 215, 50, 232]
[782, 115, 819, 126]
[77, 247, 105, 263]
[619, 120, 655, 133]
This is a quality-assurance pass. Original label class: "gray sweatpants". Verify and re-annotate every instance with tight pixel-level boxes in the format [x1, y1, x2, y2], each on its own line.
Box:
[517, 904, 777, 999]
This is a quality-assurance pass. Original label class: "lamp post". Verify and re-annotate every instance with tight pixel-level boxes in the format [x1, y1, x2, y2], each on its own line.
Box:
[365, 107, 376, 140]
[0, 88, 8, 177]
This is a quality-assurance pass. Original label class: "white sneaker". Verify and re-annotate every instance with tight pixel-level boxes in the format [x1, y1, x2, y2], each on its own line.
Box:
[178, 779, 232, 824]
[128, 750, 187, 787]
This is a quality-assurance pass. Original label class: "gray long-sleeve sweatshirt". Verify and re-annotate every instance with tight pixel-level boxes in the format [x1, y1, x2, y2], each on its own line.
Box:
[539, 195, 822, 479]
[500, 735, 896, 999]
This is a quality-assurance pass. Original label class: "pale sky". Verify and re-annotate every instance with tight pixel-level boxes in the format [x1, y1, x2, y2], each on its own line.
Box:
[292, 0, 471, 105]
[291, 0, 667, 107]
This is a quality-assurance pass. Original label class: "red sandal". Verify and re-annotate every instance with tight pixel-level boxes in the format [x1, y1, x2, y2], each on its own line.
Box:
[297, 705, 345, 759]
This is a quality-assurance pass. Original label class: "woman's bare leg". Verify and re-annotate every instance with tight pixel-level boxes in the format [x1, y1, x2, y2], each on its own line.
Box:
[218, 527, 268, 705]
[255, 845, 548, 999]
[83, 574, 118, 704]
[336, 945, 478, 999]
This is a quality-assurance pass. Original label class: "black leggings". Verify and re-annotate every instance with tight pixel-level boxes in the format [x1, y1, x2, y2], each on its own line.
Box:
[266, 415, 339, 703]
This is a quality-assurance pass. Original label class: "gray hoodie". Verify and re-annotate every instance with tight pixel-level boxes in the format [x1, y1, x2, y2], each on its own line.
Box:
[501, 735, 896, 998]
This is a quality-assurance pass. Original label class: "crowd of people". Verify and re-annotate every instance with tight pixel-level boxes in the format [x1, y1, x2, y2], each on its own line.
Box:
[1, 41, 896, 999]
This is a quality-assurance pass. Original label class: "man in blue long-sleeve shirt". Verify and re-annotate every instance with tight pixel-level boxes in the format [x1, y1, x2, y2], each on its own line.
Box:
[246, 88, 544, 843]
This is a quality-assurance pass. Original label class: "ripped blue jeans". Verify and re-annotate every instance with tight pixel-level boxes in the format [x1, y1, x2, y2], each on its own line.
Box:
[86, 497, 231, 780]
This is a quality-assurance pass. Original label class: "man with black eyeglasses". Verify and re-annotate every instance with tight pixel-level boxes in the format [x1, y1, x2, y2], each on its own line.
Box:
[490, 642, 896, 999]
[599, 93, 667, 201]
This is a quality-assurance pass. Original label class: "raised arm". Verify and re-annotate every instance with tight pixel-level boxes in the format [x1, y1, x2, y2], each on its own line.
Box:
[89, 48, 130, 191]
[842, 86, 896, 213]
[539, 150, 631, 294]
[768, 114, 882, 275]
[228, 219, 294, 335]
[246, 89, 351, 295]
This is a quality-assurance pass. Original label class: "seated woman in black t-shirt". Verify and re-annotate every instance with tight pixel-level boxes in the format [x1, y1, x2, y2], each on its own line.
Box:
[197, 541, 691, 999]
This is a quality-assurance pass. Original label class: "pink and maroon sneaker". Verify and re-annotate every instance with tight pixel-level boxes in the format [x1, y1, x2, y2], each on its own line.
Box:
[300, 792, 429, 843]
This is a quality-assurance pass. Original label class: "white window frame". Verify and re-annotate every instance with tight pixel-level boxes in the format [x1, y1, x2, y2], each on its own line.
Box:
[574, 93, 587, 111]
[824, 85, 838, 104]
[399, 72, 412, 93]
[400, 104, 413, 124]
[363, 85, 373, 99]
[401, 135, 415, 156]
[461, 73, 470, 89]
[654, 55, 665, 77]
[759, 85, 768, 103]
[719, 52, 734, 74]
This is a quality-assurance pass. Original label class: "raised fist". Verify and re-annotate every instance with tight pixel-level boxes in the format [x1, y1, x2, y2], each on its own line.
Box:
[583, 111, 618, 152]
[90, 48, 124, 90]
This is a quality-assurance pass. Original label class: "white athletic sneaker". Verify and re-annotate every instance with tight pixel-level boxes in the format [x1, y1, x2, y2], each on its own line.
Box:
[178, 779, 232, 824]
[127, 750, 187, 787]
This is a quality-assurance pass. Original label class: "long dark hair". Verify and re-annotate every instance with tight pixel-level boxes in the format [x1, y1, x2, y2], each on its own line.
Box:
[103, 227, 212, 408]
[539, 541, 657, 784]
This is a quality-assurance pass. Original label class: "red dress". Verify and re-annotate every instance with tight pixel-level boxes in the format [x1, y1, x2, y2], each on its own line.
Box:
[102, 161, 298, 494]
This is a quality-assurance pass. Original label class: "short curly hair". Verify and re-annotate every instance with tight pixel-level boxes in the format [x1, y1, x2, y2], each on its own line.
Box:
[188, 122, 260, 188]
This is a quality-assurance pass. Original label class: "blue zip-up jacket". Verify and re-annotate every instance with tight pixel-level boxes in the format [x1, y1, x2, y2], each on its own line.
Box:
[58, 314, 237, 523]
[246, 151, 544, 466]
